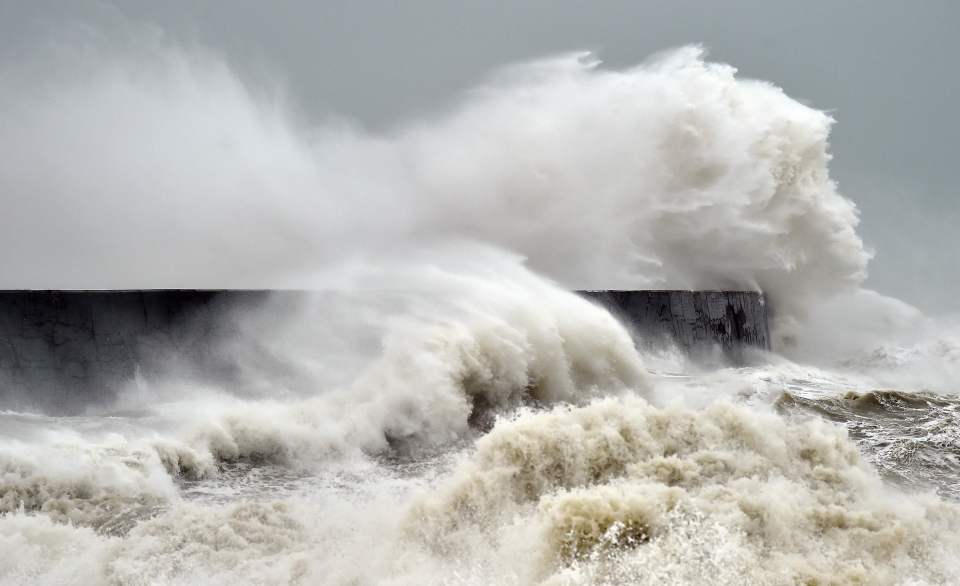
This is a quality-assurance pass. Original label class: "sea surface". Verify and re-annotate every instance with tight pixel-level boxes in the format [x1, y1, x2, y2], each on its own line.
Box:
[2, 355, 959, 585]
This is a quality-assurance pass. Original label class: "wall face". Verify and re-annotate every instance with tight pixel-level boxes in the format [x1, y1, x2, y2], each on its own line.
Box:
[0, 290, 769, 413]
[0, 291, 262, 413]
[579, 290, 770, 360]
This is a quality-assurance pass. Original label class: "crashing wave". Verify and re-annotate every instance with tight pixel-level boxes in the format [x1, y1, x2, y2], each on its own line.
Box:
[408, 396, 960, 584]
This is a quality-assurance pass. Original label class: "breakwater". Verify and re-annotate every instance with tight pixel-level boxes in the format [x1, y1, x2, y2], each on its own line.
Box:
[580, 290, 770, 358]
[0, 290, 769, 412]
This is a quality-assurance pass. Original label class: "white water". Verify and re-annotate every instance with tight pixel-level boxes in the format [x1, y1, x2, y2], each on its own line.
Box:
[0, 43, 867, 316]
[1, 34, 958, 585]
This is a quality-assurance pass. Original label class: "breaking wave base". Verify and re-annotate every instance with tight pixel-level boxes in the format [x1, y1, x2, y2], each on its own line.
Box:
[2, 36, 960, 585]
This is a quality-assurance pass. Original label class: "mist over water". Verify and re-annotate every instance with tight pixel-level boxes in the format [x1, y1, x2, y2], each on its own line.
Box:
[1, 32, 959, 585]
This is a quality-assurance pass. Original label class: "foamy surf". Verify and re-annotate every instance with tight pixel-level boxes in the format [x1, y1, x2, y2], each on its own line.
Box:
[3, 390, 960, 585]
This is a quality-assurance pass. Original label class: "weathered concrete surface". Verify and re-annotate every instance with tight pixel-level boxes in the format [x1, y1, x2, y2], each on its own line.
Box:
[0, 290, 264, 413]
[579, 290, 770, 360]
[0, 289, 770, 413]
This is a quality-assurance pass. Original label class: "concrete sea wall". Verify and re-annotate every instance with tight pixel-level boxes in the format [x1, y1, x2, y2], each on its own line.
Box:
[0, 291, 259, 412]
[579, 290, 770, 359]
[0, 289, 770, 413]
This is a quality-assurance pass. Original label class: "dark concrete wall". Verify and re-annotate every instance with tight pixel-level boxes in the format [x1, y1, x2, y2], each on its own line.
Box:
[0, 290, 265, 413]
[579, 290, 770, 359]
[0, 289, 770, 413]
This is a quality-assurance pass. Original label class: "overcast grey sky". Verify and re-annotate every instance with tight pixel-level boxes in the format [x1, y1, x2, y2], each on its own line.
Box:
[2, 0, 957, 311]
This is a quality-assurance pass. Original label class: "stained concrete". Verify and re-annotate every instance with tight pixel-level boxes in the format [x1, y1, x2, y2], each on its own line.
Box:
[0, 289, 770, 413]
[579, 290, 770, 360]
[0, 291, 260, 413]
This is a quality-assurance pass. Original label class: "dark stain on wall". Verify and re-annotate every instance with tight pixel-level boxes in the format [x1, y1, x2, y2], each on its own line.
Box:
[579, 290, 770, 360]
